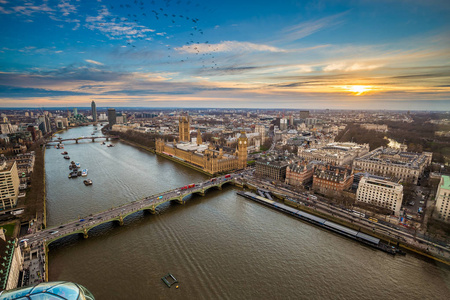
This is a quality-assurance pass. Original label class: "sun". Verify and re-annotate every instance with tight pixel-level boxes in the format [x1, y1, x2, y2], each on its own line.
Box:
[348, 85, 371, 95]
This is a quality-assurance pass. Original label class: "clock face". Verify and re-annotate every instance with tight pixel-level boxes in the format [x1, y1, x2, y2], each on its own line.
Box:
[244, 141, 247, 144]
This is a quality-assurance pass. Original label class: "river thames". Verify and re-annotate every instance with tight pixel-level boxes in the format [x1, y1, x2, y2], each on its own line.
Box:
[45, 125, 450, 299]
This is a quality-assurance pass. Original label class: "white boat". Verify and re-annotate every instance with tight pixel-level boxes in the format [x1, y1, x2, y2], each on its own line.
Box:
[81, 169, 88, 177]
[75, 162, 81, 168]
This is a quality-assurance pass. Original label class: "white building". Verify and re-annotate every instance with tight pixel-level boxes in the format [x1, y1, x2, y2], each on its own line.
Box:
[434, 175, 450, 223]
[0, 161, 19, 210]
[356, 176, 403, 215]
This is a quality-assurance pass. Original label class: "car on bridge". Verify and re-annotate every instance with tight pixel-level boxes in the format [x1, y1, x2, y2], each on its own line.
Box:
[50, 231, 59, 235]
[158, 196, 163, 200]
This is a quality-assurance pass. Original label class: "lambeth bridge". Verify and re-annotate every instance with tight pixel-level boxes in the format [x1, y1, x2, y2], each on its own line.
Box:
[20, 174, 238, 247]
[45, 136, 119, 145]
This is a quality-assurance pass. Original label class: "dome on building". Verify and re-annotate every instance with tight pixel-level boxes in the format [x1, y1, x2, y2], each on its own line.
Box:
[0, 281, 94, 300]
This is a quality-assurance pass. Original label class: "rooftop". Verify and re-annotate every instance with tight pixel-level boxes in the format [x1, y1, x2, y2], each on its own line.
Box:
[441, 175, 450, 190]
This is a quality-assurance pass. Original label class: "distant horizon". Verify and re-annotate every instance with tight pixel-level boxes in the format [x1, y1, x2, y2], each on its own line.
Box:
[1, 105, 449, 113]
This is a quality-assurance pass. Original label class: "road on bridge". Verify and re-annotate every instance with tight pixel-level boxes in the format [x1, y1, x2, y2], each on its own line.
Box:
[19, 173, 242, 247]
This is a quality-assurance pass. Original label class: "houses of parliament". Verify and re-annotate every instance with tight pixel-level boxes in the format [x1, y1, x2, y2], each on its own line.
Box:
[155, 116, 248, 175]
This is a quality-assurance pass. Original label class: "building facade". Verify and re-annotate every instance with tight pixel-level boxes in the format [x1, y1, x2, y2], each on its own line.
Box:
[285, 162, 314, 187]
[255, 155, 297, 181]
[91, 100, 97, 122]
[434, 175, 450, 223]
[356, 176, 403, 215]
[107, 108, 116, 129]
[0, 230, 23, 291]
[298, 142, 369, 166]
[0, 161, 19, 210]
[155, 132, 248, 175]
[353, 147, 432, 184]
[312, 165, 353, 194]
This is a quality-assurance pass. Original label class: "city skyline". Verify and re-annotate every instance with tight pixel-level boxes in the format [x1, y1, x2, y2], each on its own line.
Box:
[0, 0, 449, 110]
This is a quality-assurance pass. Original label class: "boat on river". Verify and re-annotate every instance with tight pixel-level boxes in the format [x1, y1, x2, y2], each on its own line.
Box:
[75, 162, 81, 168]
[81, 169, 88, 177]
[84, 179, 93, 186]
[64, 156, 70, 159]
[61, 151, 68, 155]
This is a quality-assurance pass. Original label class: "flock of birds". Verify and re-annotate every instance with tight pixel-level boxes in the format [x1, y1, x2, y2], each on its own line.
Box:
[106, 0, 221, 70]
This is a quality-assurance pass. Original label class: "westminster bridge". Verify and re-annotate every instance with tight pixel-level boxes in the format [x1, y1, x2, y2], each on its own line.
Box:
[20, 174, 239, 248]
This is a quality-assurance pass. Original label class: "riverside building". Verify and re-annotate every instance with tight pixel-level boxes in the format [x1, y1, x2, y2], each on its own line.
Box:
[434, 175, 450, 223]
[0, 161, 19, 210]
[312, 165, 353, 194]
[285, 162, 314, 187]
[356, 176, 403, 215]
[155, 117, 248, 175]
[353, 147, 432, 184]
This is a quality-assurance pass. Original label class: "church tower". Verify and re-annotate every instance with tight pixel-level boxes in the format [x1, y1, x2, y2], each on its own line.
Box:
[179, 115, 190, 142]
[237, 131, 248, 169]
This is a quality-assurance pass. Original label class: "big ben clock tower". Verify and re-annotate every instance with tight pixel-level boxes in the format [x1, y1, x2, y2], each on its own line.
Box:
[238, 131, 248, 169]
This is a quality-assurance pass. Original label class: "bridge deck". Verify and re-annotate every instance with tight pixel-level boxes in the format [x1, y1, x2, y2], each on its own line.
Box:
[20, 174, 239, 247]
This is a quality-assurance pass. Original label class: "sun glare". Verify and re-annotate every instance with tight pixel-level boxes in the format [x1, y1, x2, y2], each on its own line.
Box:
[348, 85, 371, 95]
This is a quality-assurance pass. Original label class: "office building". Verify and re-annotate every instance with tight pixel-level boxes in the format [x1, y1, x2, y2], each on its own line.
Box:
[434, 175, 450, 223]
[91, 100, 97, 122]
[107, 108, 116, 129]
[312, 165, 353, 194]
[356, 176, 403, 215]
[298, 142, 370, 166]
[0, 161, 19, 210]
[353, 147, 432, 184]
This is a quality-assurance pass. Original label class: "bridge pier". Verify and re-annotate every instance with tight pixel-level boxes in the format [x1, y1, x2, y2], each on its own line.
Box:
[91, 138, 95, 142]
[83, 229, 88, 239]
[106, 137, 109, 141]
[75, 139, 78, 144]
[176, 197, 185, 204]
[217, 185, 222, 190]
[150, 205, 156, 214]
[199, 189, 206, 196]
[119, 216, 124, 226]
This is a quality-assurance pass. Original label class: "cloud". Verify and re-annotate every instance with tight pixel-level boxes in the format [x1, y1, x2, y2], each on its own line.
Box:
[323, 63, 382, 72]
[280, 12, 347, 42]
[85, 59, 104, 66]
[0, 85, 89, 97]
[176, 41, 286, 54]
[57, 0, 77, 16]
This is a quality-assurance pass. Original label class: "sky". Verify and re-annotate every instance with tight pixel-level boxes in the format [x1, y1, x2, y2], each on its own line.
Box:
[0, 0, 449, 110]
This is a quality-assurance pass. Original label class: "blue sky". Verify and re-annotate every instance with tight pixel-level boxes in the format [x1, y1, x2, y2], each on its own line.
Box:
[0, 0, 449, 110]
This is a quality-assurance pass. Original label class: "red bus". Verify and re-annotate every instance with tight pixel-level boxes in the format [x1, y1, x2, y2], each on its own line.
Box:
[188, 184, 195, 188]
[224, 174, 231, 179]
[181, 186, 188, 190]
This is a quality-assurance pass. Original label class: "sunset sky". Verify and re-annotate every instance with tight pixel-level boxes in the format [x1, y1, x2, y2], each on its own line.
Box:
[0, 0, 449, 110]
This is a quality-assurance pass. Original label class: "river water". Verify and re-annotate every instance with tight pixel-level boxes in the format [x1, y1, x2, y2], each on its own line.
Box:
[45, 125, 450, 300]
